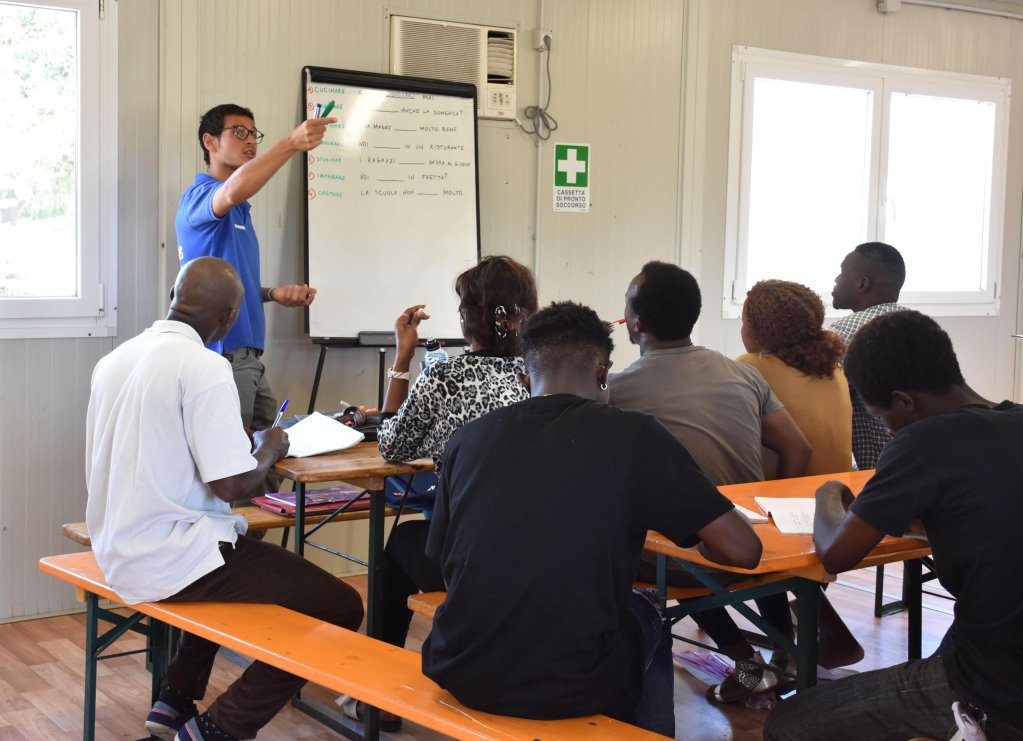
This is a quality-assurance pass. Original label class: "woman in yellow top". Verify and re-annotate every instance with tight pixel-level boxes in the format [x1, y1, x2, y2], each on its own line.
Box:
[739, 280, 853, 475]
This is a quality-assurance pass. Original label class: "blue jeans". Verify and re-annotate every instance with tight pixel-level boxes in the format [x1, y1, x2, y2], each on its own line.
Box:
[764, 653, 1023, 741]
[627, 590, 675, 737]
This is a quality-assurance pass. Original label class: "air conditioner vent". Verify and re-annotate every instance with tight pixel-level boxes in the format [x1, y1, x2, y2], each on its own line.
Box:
[393, 19, 482, 88]
[487, 31, 514, 84]
[391, 15, 517, 120]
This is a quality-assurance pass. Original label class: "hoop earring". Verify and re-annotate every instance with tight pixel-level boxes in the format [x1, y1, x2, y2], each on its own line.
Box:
[600, 382, 608, 391]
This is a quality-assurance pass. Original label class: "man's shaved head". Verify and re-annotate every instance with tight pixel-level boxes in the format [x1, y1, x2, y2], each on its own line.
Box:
[168, 257, 244, 343]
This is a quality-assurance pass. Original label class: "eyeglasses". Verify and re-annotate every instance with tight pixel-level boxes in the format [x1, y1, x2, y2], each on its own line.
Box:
[220, 125, 264, 143]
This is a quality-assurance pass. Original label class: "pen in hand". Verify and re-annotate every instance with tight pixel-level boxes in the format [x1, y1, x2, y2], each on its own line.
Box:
[272, 399, 289, 428]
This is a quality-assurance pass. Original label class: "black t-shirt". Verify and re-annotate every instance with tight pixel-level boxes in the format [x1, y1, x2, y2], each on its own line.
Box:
[421, 394, 733, 720]
[850, 401, 1023, 726]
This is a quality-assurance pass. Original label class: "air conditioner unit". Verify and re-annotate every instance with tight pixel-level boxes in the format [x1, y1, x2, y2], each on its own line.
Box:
[390, 15, 517, 120]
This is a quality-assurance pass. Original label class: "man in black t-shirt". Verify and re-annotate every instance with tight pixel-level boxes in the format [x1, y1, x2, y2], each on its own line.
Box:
[766, 310, 1023, 741]
[421, 301, 763, 737]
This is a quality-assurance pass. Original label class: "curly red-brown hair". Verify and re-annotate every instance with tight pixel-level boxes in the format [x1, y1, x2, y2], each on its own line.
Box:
[743, 280, 846, 379]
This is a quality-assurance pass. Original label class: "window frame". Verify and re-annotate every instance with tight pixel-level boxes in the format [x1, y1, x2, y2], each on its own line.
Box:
[0, 0, 117, 338]
[723, 46, 1010, 319]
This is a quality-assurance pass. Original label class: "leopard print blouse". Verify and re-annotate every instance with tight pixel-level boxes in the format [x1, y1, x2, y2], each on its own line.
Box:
[377, 354, 528, 469]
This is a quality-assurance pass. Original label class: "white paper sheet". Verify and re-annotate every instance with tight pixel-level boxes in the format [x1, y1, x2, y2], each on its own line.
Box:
[754, 497, 816, 535]
[282, 412, 364, 458]
[734, 504, 769, 524]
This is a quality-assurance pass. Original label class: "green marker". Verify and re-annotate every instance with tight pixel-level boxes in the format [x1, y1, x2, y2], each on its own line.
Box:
[321, 99, 335, 118]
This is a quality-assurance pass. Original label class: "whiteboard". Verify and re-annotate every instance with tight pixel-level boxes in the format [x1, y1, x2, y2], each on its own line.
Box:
[303, 67, 480, 341]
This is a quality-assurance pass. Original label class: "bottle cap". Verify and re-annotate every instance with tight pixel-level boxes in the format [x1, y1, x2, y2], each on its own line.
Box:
[424, 336, 440, 351]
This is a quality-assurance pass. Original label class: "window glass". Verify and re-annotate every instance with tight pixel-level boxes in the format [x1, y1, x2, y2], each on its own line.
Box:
[745, 78, 874, 291]
[0, 2, 79, 298]
[884, 92, 996, 293]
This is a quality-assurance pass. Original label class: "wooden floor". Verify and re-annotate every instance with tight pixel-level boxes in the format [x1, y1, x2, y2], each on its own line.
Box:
[0, 563, 952, 740]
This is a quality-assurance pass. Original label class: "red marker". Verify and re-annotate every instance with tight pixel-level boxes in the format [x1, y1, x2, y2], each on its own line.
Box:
[613, 318, 626, 324]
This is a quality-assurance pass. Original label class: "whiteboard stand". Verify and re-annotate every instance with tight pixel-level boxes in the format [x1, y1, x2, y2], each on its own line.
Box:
[306, 336, 468, 413]
[306, 339, 386, 414]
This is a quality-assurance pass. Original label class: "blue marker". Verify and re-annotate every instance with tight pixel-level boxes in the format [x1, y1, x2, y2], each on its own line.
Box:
[313, 103, 322, 118]
[272, 399, 289, 428]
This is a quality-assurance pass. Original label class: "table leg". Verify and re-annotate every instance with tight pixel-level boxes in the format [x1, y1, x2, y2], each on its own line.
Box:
[367, 488, 385, 638]
[294, 481, 306, 557]
[904, 558, 923, 660]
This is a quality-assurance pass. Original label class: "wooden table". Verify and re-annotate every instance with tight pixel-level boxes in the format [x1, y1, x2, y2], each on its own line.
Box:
[645, 470, 932, 689]
[272, 442, 434, 637]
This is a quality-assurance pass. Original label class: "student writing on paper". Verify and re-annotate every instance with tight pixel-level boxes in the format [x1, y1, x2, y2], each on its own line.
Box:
[85, 258, 363, 741]
[609, 261, 810, 703]
[767, 310, 1023, 741]
[422, 301, 762, 736]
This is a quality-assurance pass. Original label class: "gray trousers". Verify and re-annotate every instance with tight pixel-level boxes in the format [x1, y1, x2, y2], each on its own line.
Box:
[764, 653, 1023, 741]
[224, 346, 277, 431]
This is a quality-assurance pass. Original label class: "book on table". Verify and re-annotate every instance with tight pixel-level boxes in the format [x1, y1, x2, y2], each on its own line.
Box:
[252, 483, 369, 516]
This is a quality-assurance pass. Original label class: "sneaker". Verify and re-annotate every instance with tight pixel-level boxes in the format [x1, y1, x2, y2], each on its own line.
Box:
[145, 699, 197, 740]
[706, 650, 780, 704]
[338, 694, 403, 733]
[173, 712, 237, 741]
[174, 716, 205, 741]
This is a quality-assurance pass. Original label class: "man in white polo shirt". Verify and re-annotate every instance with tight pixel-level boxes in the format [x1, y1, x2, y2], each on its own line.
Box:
[85, 257, 363, 741]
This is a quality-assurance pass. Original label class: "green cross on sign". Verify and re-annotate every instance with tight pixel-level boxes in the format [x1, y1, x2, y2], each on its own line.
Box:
[555, 144, 589, 187]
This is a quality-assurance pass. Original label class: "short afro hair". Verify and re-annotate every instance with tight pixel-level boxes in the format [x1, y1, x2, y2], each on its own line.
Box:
[521, 301, 614, 377]
[855, 242, 906, 291]
[198, 103, 255, 166]
[844, 310, 964, 409]
[632, 261, 701, 341]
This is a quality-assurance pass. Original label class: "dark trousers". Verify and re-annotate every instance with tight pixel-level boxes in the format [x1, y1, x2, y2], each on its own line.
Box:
[161, 534, 365, 740]
[381, 520, 445, 647]
[765, 653, 1023, 741]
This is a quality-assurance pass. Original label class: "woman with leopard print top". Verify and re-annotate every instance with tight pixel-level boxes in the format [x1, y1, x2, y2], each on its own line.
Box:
[377, 255, 538, 469]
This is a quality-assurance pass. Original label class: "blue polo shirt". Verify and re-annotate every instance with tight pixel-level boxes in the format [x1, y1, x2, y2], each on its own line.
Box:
[176, 173, 264, 354]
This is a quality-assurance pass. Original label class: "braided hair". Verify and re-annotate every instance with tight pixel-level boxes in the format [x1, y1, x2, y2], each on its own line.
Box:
[743, 280, 845, 379]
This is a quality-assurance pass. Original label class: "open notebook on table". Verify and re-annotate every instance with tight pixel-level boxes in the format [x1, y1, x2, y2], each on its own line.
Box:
[282, 411, 365, 457]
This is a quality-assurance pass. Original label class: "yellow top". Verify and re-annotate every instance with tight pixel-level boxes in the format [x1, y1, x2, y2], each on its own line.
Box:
[737, 353, 853, 476]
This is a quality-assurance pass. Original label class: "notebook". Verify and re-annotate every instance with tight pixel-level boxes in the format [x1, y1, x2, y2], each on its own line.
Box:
[253, 485, 369, 517]
[753, 497, 816, 535]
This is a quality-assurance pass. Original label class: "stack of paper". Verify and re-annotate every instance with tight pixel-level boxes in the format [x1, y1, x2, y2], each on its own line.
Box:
[754, 497, 816, 535]
[283, 412, 364, 458]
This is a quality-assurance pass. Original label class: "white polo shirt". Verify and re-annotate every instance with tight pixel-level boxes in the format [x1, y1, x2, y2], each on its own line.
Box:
[85, 320, 257, 603]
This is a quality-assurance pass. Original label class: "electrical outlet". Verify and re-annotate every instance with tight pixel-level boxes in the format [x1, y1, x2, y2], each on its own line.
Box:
[533, 29, 552, 51]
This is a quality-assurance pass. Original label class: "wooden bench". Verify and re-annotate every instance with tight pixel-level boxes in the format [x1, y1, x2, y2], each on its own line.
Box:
[61, 504, 394, 548]
[40, 552, 661, 741]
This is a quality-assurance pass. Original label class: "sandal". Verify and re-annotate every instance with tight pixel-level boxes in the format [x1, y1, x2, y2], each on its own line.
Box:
[706, 651, 780, 704]
[338, 694, 403, 733]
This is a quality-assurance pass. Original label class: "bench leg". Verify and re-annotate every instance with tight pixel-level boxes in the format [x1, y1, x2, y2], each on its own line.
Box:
[793, 583, 820, 691]
[904, 558, 923, 660]
[84, 594, 100, 741]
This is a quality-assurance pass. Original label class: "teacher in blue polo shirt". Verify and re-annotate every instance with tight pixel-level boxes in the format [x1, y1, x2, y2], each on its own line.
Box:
[177, 103, 332, 430]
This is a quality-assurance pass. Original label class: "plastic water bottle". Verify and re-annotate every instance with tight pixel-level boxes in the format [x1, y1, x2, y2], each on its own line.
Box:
[423, 336, 449, 369]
